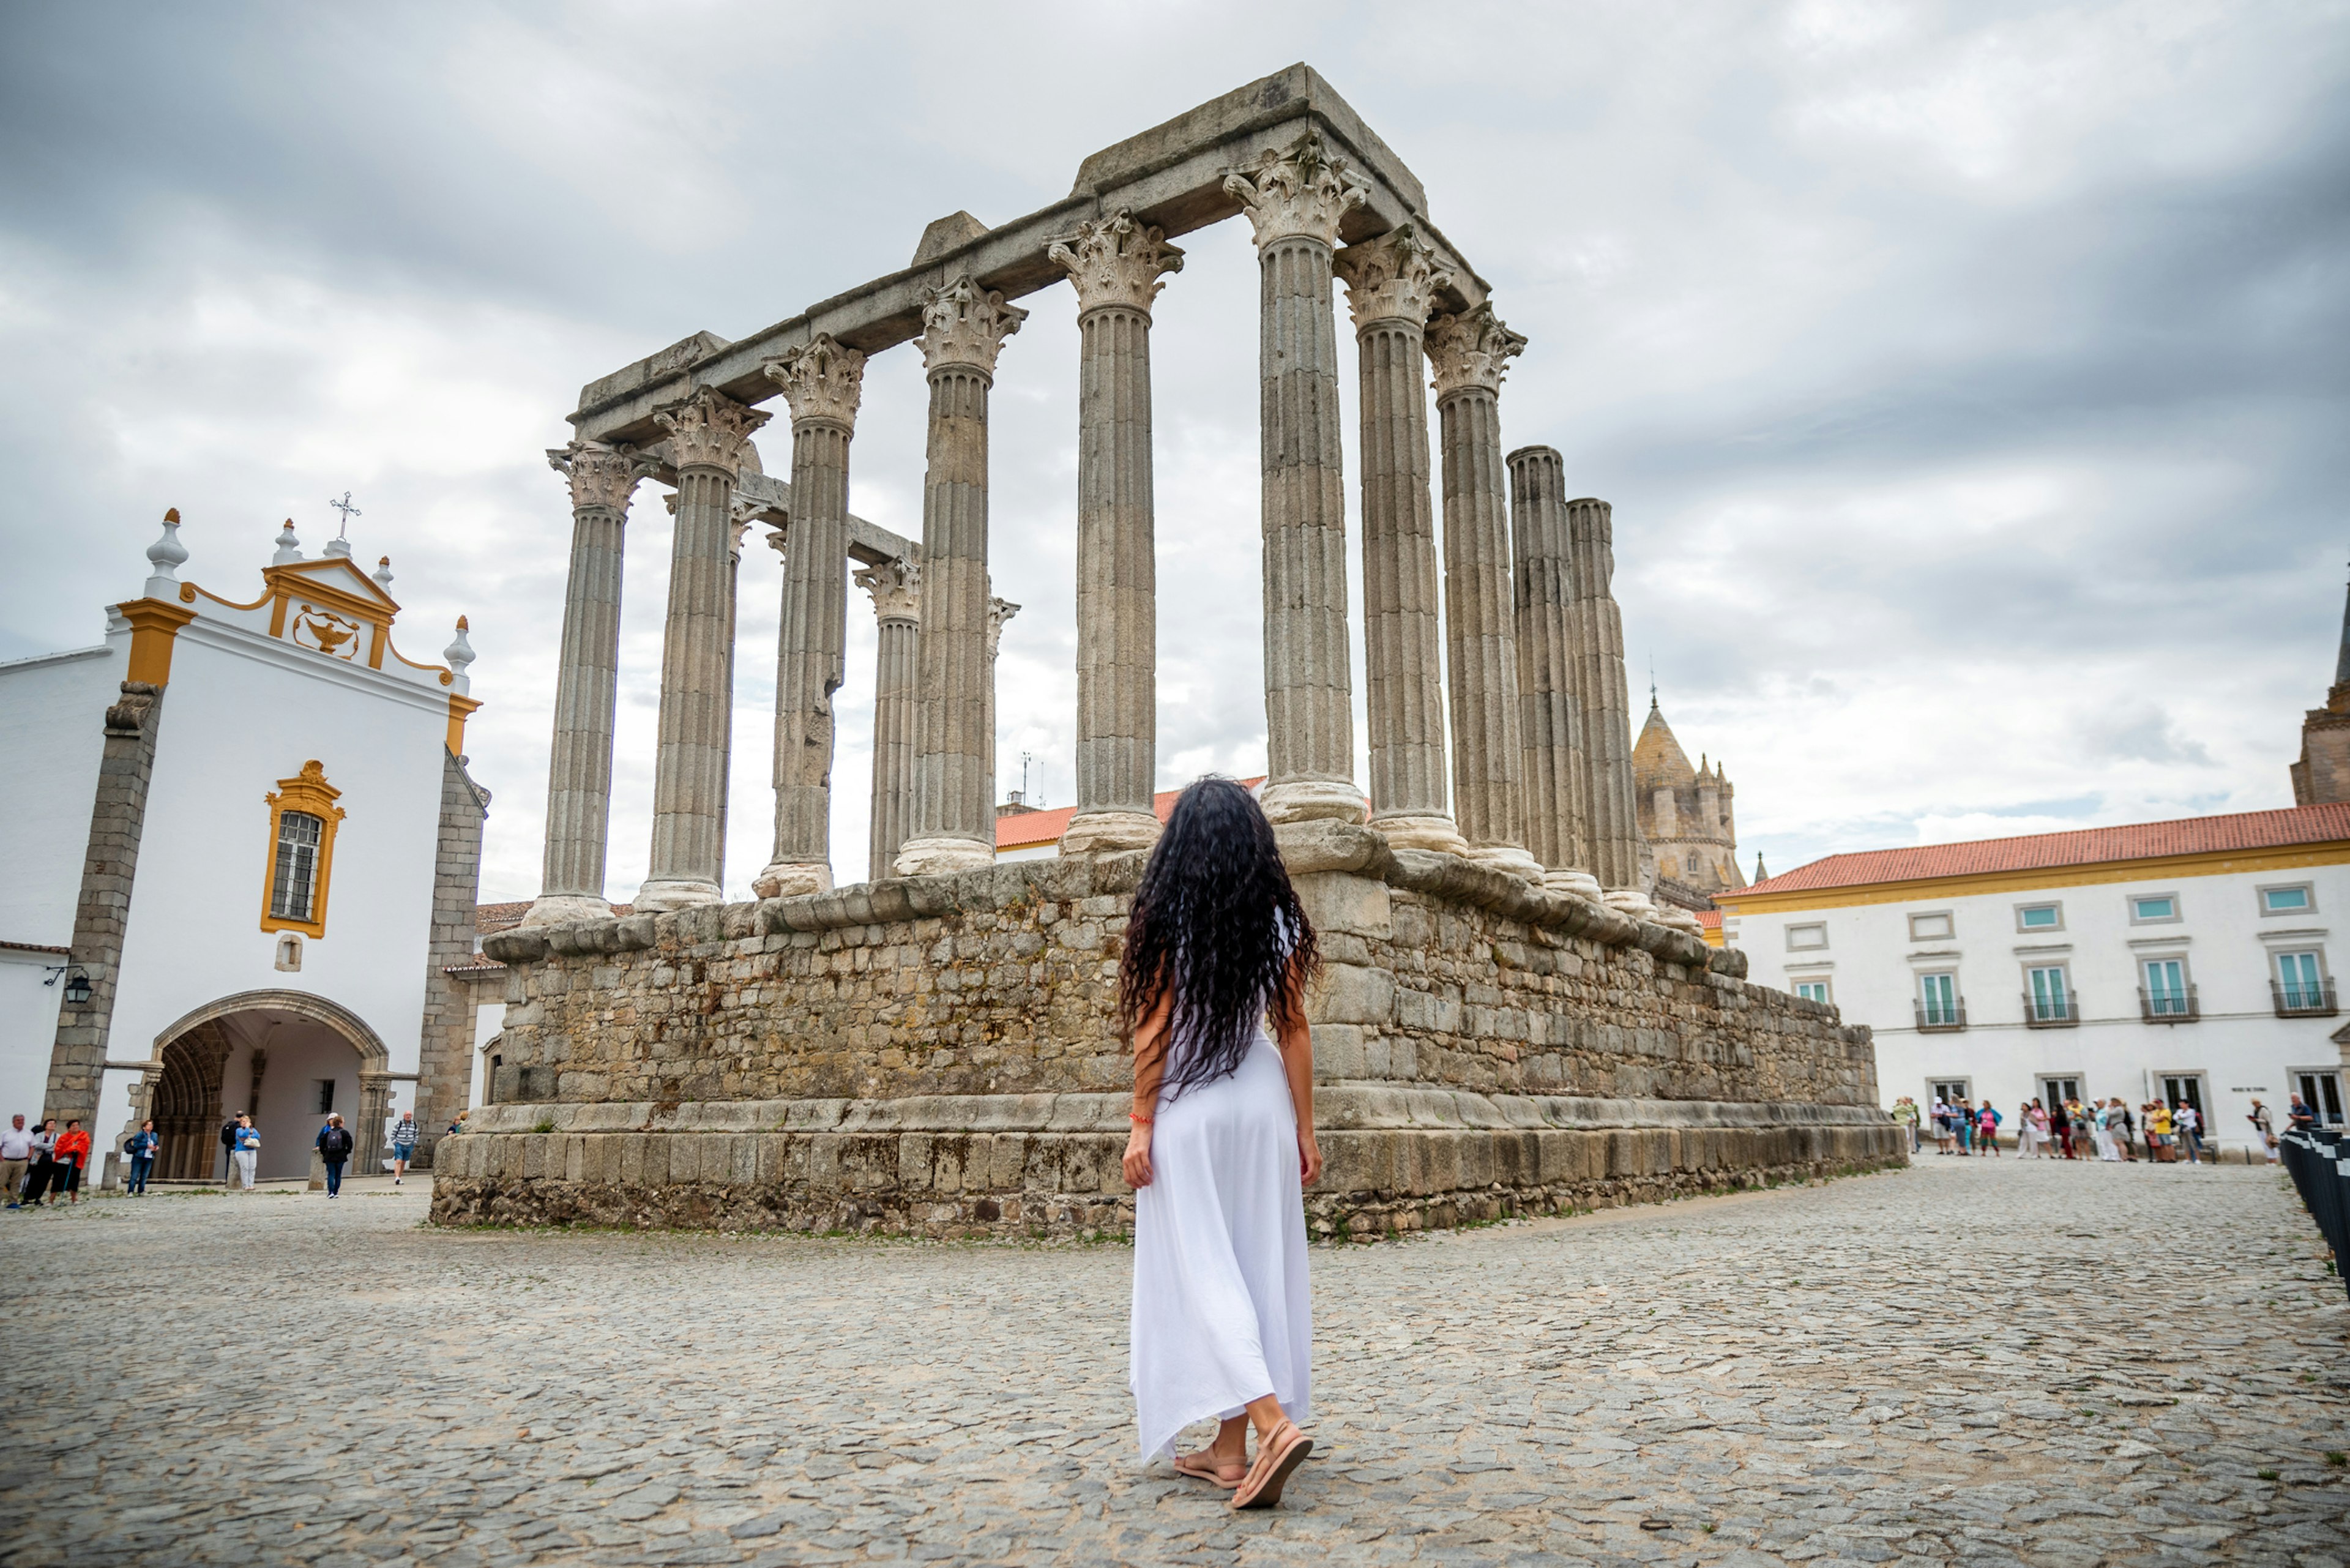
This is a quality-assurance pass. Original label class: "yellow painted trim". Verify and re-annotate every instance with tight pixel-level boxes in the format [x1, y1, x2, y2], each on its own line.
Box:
[385, 640, 455, 682]
[115, 599, 196, 685]
[446, 695, 482, 755]
[367, 620, 386, 670]
[1701, 925, 1726, 949]
[179, 581, 272, 613]
[1715, 840, 2350, 916]
[263, 560, 401, 619]
[259, 760, 346, 940]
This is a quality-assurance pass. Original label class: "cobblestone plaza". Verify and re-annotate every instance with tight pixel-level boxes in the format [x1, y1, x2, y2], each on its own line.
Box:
[3, 1159, 2344, 1567]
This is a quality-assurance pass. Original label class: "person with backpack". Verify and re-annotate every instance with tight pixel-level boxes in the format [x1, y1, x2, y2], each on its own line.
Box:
[315, 1113, 355, 1198]
[218, 1116, 241, 1183]
[387, 1111, 419, 1186]
[122, 1119, 160, 1194]
[18, 1119, 59, 1207]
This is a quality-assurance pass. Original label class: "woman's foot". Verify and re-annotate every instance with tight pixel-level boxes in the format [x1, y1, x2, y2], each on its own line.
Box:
[1171, 1447, 1247, 1487]
[1230, 1421, 1312, 1509]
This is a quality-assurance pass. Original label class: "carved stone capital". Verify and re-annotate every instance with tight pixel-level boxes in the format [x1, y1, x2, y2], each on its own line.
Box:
[1335, 225, 1453, 333]
[546, 441, 651, 513]
[1046, 211, 1184, 316]
[918, 277, 1028, 375]
[1222, 132, 1368, 250]
[761, 334, 866, 430]
[985, 596, 1020, 660]
[855, 559, 921, 624]
[1426, 305, 1528, 398]
[653, 387, 769, 476]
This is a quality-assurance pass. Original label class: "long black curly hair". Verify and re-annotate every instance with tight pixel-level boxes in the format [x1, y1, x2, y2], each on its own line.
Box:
[1118, 777, 1320, 1097]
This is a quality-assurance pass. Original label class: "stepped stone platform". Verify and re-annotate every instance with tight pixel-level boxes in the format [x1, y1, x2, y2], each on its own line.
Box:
[433, 823, 1903, 1237]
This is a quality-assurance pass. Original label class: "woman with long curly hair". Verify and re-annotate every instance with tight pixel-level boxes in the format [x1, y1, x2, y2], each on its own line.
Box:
[1121, 777, 1321, 1510]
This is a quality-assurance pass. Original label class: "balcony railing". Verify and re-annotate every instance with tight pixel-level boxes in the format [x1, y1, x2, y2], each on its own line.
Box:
[2273, 978, 2340, 1018]
[1915, 998, 1968, 1032]
[2139, 984, 2199, 1024]
[2022, 991, 2080, 1028]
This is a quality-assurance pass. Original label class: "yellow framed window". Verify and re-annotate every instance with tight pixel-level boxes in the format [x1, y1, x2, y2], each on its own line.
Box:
[261, 761, 345, 939]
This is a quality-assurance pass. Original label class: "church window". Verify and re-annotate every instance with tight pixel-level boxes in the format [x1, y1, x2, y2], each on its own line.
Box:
[1786, 923, 1827, 951]
[274, 933, 303, 973]
[260, 760, 346, 940]
[314, 1079, 337, 1114]
[1907, 911, 1953, 941]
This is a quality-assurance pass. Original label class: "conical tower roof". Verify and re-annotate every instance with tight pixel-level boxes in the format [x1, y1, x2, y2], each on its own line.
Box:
[1632, 695, 1698, 793]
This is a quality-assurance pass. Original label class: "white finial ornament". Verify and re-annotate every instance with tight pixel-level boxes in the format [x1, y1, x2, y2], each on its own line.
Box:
[272, 519, 303, 564]
[143, 508, 188, 599]
[374, 555, 395, 591]
[443, 616, 476, 695]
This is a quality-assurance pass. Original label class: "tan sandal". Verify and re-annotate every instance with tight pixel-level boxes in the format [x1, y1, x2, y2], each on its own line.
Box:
[1171, 1448, 1247, 1487]
[1229, 1420, 1312, 1509]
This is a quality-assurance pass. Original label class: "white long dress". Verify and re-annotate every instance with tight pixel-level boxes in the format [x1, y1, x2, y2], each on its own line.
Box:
[1129, 1025, 1313, 1461]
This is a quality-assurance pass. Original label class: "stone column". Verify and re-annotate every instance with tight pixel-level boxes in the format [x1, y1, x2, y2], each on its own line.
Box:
[638, 388, 767, 911]
[896, 277, 1027, 877]
[755, 335, 866, 898]
[1427, 304, 1543, 882]
[1505, 445, 1601, 898]
[1048, 212, 1182, 854]
[1225, 134, 1370, 825]
[1336, 226, 1463, 854]
[982, 594, 1020, 827]
[856, 558, 920, 881]
[526, 442, 646, 927]
[1566, 495, 1649, 911]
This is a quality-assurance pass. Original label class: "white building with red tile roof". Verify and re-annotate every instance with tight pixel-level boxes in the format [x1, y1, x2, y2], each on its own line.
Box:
[994, 780, 1266, 862]
[1716, 803, 2350, 1152]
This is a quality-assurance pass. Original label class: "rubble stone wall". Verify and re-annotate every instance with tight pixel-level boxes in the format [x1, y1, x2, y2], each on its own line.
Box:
[433, 824, 1901, 1237]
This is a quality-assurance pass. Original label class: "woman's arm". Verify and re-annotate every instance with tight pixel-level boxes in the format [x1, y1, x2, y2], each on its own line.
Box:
[1121, 985, 1173, 1189]
[1275, 955, 1322, 1185]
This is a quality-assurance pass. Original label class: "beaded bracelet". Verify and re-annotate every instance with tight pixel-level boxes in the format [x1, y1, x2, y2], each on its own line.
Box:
[1128, 1112, 1153, 1126]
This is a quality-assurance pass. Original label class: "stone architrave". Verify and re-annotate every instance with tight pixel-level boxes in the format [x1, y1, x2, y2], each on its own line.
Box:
[1225, 133, 1371, 826]
[856, 558, 921, 881]
[1565, 495, 1649, 908]
[755, 335, 867, 898]
[1427, 304, 1542, 882]
[1048, 211, 1182, 855]
[982, 595, 1020, 829]
[1336, 225, 1463, 856]
[526, 441, 649, 927]
[1505, 445, 1601, 898]
[637, 387, 768, 911]
[895, 278, 1027, 878]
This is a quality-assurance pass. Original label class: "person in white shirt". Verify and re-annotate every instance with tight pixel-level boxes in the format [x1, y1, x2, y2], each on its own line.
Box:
[2174, 1102, 2204, 1163]
[2, 1115, 33, 1208]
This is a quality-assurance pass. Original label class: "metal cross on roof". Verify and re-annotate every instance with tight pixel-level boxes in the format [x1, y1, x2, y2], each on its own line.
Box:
[327, 490, 362, 538]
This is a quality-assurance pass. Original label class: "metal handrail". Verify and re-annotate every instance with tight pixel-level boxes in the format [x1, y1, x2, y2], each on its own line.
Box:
[2138, 983, 2199, 1023]
[1914, 998, 1968, 1032]
[2272, 978, 2340, 1017]
[2021, 991, 2080, 1027]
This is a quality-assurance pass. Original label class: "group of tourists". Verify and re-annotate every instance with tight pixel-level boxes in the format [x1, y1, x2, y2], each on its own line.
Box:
[2, 1113, 92, 1209]
[2, 1107, 439, 1203]
[1890, 1092, 2319, 1163]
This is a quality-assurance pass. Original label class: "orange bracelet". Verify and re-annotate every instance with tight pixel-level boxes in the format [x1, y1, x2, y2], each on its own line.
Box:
[1128, 1112, 1153, 1126]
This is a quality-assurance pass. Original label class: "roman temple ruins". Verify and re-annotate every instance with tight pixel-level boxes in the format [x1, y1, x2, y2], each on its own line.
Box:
[438, 65, 1903, 1236]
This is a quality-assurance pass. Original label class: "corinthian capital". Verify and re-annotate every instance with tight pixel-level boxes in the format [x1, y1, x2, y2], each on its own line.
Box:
[546, 441, 651, 513]
[761, 334, 866, 429]
[917, 276, 1028, 375]
[654, 387, 770, 475]
[985, 595, 1020, 660]
[1046, 211, 1185, 316]
[855, 558, 921, 624]
[1426, 305, 1528, 398]
[1334, 226, 1454, 333]
[1222, 132, 1369, 250]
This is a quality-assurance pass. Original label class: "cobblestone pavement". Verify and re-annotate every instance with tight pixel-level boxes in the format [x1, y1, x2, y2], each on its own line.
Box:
[4, 1159, 2346, 1567]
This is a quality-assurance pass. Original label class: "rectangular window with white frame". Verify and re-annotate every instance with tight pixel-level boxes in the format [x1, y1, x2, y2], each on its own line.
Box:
[1918, 971, 1961, 1028]
[2292, 1069, 2346, 1127]
[2015, 901, 2063, 933]
[1907, 910, 1953, 942]
[2141, 955, 2193, 1018]
[2129, 892, 2180, 924]
[2024, 963, 2073, 1024]
[1786, 922, 1828, 952]
[2259, 883, 2315, 916]
[1793, 978, 1833, 1006]
[2274, 949, 2331, 1015]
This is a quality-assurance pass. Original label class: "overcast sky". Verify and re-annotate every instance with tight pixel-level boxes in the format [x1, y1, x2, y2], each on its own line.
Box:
[4, 1, 2344, 903]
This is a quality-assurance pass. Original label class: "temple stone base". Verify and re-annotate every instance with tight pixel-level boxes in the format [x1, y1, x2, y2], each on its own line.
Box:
[442, 831, 1903, 1238]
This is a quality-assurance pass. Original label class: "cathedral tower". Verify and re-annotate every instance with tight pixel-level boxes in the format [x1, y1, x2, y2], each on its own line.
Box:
[1631, 695, 1743, 895]
[2292, 574, 2350, 806]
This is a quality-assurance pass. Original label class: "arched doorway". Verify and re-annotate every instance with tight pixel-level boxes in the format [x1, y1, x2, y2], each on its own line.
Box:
[147, 991, 392, 1181]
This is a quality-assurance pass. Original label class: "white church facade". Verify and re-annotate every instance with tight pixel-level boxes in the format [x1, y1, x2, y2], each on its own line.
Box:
[0, 512, 488, 1184]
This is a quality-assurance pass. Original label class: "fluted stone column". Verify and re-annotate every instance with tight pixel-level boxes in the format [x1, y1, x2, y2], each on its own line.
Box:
[1505, 445, 1602, 898]
[857, 559, 920, 881]
[526, 441, 647, 927]
[1428, 304, 1543, 882]
[755, 335, 867, 898]
[1566, 495, 1650, 911]
[715, 507, 752, 882]
[638, 388, 767, 911]
[896, 277, 1027, 878]
[1226, 134, 1370, 825]
[982, 594, 1019, 831]
[1337, 226, 1463, 854]
[1048, 211, 1182, 854]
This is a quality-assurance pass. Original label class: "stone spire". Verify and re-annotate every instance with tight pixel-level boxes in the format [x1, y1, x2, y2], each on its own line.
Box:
[2291, 567, 2350, 805]
[143, 509, 188, 600]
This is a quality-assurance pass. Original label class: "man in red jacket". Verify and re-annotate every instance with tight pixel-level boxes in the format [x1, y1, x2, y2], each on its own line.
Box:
[50, 1121, 92, 1206]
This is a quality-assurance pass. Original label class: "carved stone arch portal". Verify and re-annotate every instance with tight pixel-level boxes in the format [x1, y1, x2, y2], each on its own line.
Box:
[144, 990, 396, 1180]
